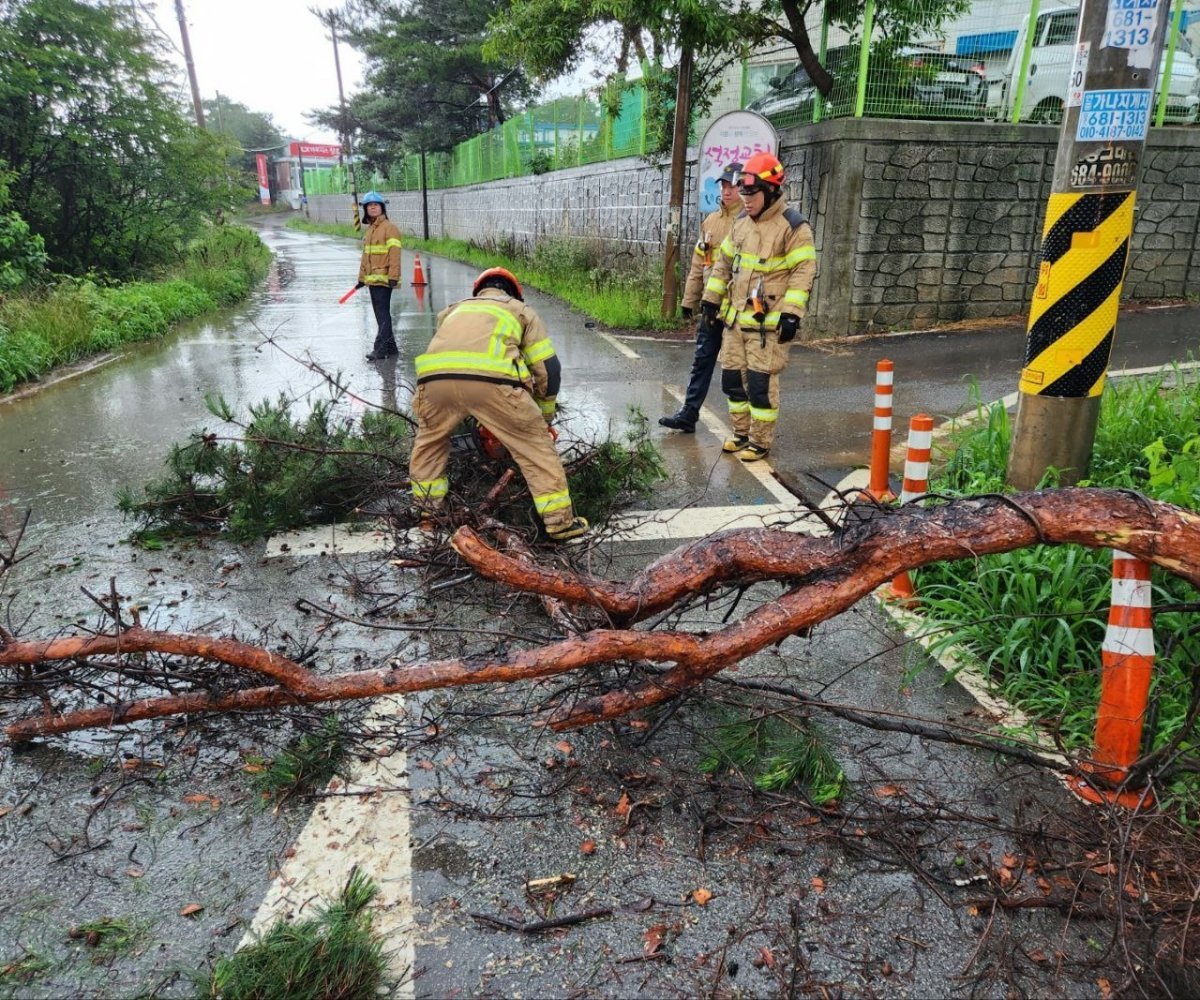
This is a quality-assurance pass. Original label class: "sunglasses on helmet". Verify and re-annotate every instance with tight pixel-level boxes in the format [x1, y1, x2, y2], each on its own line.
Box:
[740, 181, 768, 196]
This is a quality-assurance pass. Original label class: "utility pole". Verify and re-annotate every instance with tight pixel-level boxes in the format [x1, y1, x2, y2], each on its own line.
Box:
[420, 150, 430, 240]
[174, 0, 205, 129]
[1007, 0, 1171, 488]
[660, 44, 694, 319]
[315, 7, 360, 231]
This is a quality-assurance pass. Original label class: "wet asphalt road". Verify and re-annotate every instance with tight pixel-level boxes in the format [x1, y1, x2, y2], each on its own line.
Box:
[2, 216, 1199, 996]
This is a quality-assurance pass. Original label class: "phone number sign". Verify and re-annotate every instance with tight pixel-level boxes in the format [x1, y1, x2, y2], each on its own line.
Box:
[1075, 89, 1152, 141]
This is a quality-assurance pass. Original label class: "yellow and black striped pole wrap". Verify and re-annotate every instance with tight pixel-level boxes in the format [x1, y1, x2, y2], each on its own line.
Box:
[1019, 191, 1134, 399]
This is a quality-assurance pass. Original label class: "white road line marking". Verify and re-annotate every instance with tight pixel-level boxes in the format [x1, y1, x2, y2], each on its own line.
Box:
[595, 329, 640, 359]
[241, 695, 416, 997]
[662, 386, 795, 504]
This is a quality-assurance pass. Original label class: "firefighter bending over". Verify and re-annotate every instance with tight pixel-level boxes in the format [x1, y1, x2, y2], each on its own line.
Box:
[408, 267, 589, 542]
[700, 152, 816, 462]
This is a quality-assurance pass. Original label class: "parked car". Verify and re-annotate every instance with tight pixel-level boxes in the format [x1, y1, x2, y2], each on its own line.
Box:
[988, 3, 1200, 124]
[746, 44, 987, 124]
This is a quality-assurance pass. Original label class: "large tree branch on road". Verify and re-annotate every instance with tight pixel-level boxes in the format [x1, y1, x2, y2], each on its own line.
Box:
[2, 489, 1197, 742]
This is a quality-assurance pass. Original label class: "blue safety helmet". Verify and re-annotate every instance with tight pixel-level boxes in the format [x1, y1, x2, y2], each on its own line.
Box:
[360, 191, 386, 206]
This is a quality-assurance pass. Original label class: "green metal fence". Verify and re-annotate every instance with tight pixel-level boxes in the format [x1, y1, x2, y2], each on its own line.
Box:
[742, 0, 1197, 130]
[307, 85, 648, 195]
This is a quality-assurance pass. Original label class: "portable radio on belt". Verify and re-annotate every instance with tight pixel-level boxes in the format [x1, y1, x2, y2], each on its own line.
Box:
[750, 276, 767, 346]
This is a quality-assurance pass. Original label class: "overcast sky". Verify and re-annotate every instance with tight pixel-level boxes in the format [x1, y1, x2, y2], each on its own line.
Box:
[142, 0, 364, 143]
[141, 0, 604, 144]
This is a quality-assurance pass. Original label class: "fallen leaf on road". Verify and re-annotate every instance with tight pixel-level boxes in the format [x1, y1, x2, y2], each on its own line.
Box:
[416, 759, 435, 771]
[126, 867, 144, 878]
[614, 792, 631, 818]
[1029, 949, 1048, 963]
[580, 839, 597, 855]
[1097, 978, 1113, 999]
[180, 904, 204, 918]
[759, 946, 775, 969]
[692, 888, 713, 906]
[643, 924, 666, 955]
[1001, 853, 1019, 868]
[555, 741, 573, 754]
[873, 784, 902, 798]
[811, 877, 826, 893]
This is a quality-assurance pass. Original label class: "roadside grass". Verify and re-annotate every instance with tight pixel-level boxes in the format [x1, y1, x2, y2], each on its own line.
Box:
[287, 218, 673, 331]
[208, 869, 387, 1000]
[915, 371, 1200, 811]
[245, 715, 348, 804]
[0, 226, 270, 394]
[699, 706, 845, 805]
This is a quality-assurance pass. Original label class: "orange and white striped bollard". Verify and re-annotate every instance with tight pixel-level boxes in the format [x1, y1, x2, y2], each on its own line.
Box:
[1070, 550, 1155, 809]
[887, 413, 933, 603]
[866, 360, 895, 501]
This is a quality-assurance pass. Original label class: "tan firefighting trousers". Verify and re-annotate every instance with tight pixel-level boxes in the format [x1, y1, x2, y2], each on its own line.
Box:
[408, 379, 576, 530]
[718, 325, 792, 450]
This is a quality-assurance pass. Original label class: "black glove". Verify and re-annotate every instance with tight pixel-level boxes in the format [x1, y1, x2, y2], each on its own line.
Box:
[779, 313, 800, 344]
[354, 281, 365, 290]
[681, 306, 693, 321]
[388, 279, 398, 288]
[700, 301, 720, 326]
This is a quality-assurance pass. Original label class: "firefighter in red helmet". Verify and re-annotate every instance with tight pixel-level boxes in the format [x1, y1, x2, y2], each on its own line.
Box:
[407, 267, 589, 542]
[700, 152, 816, 462]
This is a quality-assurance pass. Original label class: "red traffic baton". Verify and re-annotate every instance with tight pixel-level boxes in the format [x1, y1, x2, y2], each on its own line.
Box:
[338, 284, 362, 304]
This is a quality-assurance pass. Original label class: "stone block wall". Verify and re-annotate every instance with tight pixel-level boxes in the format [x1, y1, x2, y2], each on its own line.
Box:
[309, 119, 1200, 337]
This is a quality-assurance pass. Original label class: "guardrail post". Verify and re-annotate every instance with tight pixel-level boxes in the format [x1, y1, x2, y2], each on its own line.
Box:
[1010, 0, 1041, 123]
[1153, 1, 1185, 126]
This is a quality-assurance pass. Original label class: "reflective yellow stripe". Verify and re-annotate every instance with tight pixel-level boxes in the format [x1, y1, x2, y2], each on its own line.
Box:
[533, 489, 571, 515]
[706, 277, 727, 295]
[412, 477, 447, 500]
[750, 406, 779, 423]
[414, 351, 530, 380]
[718, 237, 736, 258]
[385, 238, 402, 248]
[522, 338, 556, 364]
[720, 300, 737, 323]
[363, 274, 391, 284]
[538, 398, 556, 415]
[731, 309, 780, 330]
[728, 399, 750, 413]
[783, 289, 810, 307]
[363, 244, 391, 252]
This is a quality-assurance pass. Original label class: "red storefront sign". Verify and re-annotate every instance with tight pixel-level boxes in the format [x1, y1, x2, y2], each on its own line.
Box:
[288, 142, 341, 159]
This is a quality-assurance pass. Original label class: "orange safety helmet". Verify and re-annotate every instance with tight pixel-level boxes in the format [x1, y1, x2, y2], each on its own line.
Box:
[473, 267, 523, 301]
[742, 152, 785, 188]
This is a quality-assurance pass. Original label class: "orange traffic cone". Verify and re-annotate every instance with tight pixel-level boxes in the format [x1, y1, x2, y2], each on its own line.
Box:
[414, 281, 426, 311]
[412, 253, 428, 286]
[1068, 550, 1156, 809]
[887, 414, 933, 604]
[866, 359, 896, 502]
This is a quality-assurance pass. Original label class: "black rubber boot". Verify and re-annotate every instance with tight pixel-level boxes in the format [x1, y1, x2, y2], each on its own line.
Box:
[658, 409, 697, 432]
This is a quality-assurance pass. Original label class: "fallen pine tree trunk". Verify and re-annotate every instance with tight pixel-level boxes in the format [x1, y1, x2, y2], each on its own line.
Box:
[2, 488, 1197, 741]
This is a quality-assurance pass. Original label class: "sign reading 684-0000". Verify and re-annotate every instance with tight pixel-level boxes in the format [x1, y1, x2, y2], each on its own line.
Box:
[1075, 89, 1153, 142]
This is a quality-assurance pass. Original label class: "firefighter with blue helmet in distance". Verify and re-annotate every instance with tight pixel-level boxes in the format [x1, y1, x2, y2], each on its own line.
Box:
[407, 267, 589, 542]
[357, 191, 403, 360]
[700, 152, 816, 462]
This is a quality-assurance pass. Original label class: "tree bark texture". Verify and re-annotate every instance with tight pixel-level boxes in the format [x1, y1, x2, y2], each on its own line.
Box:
[3, 490, 1198, 741]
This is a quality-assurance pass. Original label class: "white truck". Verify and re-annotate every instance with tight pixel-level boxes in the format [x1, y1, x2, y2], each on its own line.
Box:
[987, 2, 1200, 124]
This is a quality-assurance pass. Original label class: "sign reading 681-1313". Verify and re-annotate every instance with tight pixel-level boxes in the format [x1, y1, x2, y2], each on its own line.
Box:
[1075, 88, 1153, 142]
[1102, 0, 1162, 68]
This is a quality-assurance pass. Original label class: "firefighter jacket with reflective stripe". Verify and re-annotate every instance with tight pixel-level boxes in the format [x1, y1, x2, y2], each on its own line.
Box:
[701, 197, 816, 333]
[681, 200, 742, 311]
[415, 288, 559, 406]
[357, 216, 402, 285]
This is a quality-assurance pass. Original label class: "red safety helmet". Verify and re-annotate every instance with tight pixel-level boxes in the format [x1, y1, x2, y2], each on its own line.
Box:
[742, 152, 785, 189]
[473, 267, 523, 301]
